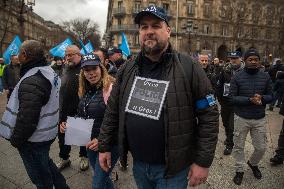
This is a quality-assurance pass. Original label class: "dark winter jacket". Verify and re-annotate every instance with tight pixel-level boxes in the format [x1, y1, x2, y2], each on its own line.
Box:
[106, 61, 118, 77]
[230, 68, 273, 119]
[10, 59, 51, 149]
[216, 62, 244, 105]
[98, 47, 219, 178]
[77, 85, 107, 140]
[277, 71, 284, 116]
[2, 64, 21, 90]
[59, 64, 80, 123]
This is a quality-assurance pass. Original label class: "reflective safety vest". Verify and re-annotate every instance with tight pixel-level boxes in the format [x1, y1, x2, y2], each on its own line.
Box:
[0, 66, 61, 142]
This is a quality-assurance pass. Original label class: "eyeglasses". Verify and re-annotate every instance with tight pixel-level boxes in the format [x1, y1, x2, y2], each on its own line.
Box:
[65, 53, 78, 58]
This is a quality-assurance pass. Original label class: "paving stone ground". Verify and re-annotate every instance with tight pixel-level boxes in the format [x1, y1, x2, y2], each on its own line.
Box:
[0, 92, 283, 189]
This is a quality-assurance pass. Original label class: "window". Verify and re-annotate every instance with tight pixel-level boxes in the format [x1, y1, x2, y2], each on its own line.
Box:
[117, 19, 122, 26]
[162, 3, 169, 14]
[134, 2, 141, 12]
[188, 1, 194, 15]
[134, 35, 139, 45]
[219, 4, 228, 18]
[221, 26, 228, 36]
[204, 3, 211, 17]
[266, 30, 271, 39]
[204, 24, 210, 34]
[118, 1, 123, 9]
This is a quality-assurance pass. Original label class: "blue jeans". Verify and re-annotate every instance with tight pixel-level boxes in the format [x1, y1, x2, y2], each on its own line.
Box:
[87, 146, 119, 189]
[132, 161, 189, 189]
[18, 140, 69, 189]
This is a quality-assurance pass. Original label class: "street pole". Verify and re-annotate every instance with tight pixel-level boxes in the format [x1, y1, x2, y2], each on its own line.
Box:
[175, 0, 178, 51]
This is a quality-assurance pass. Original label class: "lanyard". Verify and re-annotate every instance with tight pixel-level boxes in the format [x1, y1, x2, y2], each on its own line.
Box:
[83, 91, 98, 117]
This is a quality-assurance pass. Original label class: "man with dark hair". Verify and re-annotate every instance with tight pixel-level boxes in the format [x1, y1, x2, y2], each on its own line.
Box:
[94, 48, 118, 77]
[230, 49, 273, 185]
[217, 51, 244, 155]
[98, 5, 219, 189]
[108, 47, 125, 69]
[0, 40, 69, 189]
[2, 55, 21, 99]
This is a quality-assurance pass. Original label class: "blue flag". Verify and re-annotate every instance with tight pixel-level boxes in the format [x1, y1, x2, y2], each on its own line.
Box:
[3, 35, 22, 64]
[119, 32, 131, 57]
[80, 40, 94, 55]
[49, 38, 72, 58]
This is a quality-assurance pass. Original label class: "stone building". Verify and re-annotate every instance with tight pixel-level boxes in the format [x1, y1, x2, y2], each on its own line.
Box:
[105, 0, 284, 60]
[0, 0, 70, 56]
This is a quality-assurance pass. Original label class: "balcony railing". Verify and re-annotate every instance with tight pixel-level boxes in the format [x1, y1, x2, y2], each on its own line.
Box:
[113, 7, 126, 17]
[110, 24, 138, 32]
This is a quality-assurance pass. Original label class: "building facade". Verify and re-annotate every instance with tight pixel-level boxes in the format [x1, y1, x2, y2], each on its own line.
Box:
[0, 0, 71, 56]
[105, 0, 284, 60]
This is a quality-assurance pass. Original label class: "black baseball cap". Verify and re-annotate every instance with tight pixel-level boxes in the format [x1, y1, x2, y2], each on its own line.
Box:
[81, 54, 101, 68]
[108, 47, 122, 56]
[134, 5, 169, 25]
[227, 51, 241, 58]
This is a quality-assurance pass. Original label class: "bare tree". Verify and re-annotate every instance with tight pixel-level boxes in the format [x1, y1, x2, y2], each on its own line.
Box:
[62, 18, 101, 48]
[0, 0, 13, 56]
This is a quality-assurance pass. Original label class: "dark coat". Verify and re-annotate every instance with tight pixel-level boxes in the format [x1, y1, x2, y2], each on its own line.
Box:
[59, 64, 81, 123]
[10, 60, 51, 149]
[98, 48, 219, 178]
[77, 86, 106, 140]
[230, 68, 273, 119]
[2, 64, 21, 90]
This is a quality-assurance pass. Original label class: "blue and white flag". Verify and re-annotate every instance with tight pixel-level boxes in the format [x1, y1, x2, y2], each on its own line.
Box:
[80, 40, 94, 55]
[119, 32, 131, 57]
[3, 35, 22, 64]
[49, 38, 72, 58]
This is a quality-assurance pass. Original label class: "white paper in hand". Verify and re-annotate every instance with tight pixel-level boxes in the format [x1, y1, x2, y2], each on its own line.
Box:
[65, 117, 94, 146]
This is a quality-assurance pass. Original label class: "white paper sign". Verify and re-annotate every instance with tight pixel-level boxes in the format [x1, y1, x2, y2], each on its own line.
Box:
[65, 117, 94, 146]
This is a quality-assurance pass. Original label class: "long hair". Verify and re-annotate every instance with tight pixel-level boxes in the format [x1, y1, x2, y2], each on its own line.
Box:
[78, 63, 115, 98]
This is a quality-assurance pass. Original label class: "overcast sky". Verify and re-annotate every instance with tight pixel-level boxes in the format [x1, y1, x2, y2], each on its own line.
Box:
[33, 0, 109, 35]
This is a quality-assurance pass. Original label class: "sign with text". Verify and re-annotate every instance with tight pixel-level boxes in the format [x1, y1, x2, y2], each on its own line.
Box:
[125, 77, 169, 120]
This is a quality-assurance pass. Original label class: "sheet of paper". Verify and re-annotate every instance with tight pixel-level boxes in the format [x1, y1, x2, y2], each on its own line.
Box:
[65, 117, 94, 146]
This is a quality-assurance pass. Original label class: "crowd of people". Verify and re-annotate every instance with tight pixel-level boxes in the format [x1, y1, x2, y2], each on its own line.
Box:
[0, 5, 283, 189]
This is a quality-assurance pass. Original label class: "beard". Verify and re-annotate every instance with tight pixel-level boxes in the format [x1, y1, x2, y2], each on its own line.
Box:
[142, 37, 167, 56]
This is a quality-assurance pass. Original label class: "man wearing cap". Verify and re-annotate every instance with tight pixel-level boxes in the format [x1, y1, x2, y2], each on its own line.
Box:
[57, 45, 89, 171]
[98, 5, 218, 189]
[230, 49, 273, 185]
[216, 51, 244, 155]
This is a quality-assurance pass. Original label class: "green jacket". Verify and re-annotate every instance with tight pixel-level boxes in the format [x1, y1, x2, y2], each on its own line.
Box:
[0, 64, 6, 77]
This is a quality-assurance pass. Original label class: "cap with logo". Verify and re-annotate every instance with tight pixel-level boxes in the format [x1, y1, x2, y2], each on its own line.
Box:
[134, 5, 169, 26]
[227, 51, 241, 58]
[108, 47, 122, 56]
[81, 54, 101, 68]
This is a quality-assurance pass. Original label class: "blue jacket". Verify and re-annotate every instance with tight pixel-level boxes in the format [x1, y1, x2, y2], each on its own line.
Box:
[230, 68, 273, 119]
